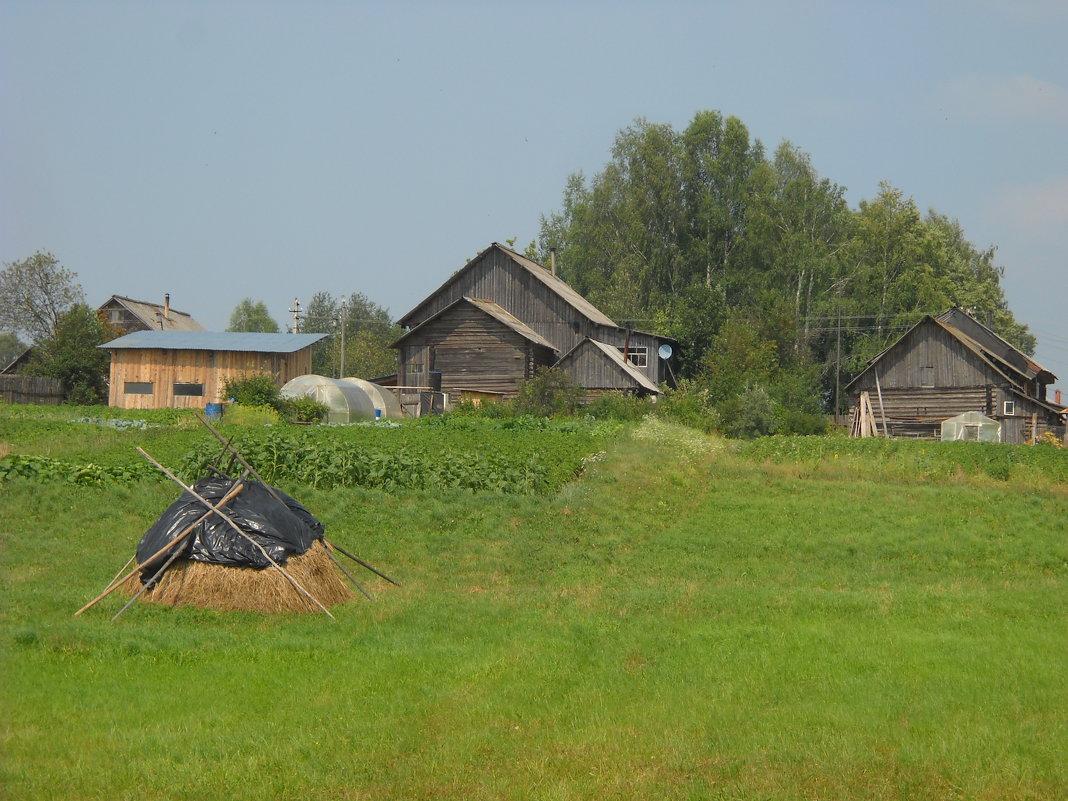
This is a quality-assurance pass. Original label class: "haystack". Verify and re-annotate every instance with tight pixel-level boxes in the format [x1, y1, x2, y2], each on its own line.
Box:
[76, 414, 399, 619]
[123, 540, 353, 612]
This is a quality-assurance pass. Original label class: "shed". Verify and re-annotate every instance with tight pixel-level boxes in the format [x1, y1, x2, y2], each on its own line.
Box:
[99, 331, 327, 410]
[846, 310, 1064, 442]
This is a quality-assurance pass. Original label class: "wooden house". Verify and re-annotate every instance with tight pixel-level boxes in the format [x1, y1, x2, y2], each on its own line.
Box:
[846, 309, 1064, 443]
[98, 294, 205, 333]
[99, 331, 327, 410]
[394, 243, 676, 400]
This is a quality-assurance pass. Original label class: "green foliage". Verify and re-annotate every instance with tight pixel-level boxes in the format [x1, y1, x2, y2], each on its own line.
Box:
[301, 290, 401, 378]
[223, 404, 282, 426]
[226, 298, 279, 333]
[539, 110, 1037, 417]
[0, 251, 85, 342]
[581, 391, 650, 421]
[221, 372, 282, 407]
[22, 303, 109, 404]
[283, 395, 328, 424]
[650, 379, 719, 433]
[3, 414, 1066, 800]
[514, 367, 584, 417]
[0, 331, 28, 366]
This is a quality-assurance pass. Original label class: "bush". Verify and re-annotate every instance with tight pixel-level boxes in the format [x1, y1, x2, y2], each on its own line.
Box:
[514, 368, 584, 417]
[221, 373, 282, 408]
[224, 404, 282, 426]
[283, 395, 328, 424]
[653, 380, 719, 434]
[583, 392, 650, 421]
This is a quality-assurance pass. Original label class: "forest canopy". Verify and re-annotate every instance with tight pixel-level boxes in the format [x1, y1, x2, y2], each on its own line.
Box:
[535, 110, 1033, 423]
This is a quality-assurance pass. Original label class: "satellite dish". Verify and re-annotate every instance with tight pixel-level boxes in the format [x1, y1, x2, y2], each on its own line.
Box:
[658, 343, 673, 360]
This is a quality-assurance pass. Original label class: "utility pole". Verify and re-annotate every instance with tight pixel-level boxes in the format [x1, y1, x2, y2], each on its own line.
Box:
[288, 297, 303, 333]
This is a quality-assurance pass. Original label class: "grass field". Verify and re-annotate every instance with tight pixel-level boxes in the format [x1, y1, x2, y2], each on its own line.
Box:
[2, 409, 1066, 800]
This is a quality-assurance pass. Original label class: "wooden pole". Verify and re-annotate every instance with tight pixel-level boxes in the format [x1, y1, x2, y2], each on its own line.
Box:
[111, 543, 188, 621]
[137, 448, 334, 619]
[75, 482, 247, 616]
[873, 369, 889, 438]
[324, 547, 373, 601]
[326, 538, 401, 586]
[196, 412, 398, 589]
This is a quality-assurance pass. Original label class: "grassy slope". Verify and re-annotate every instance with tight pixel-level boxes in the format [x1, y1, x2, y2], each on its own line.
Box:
[1, 419, 1066, 800]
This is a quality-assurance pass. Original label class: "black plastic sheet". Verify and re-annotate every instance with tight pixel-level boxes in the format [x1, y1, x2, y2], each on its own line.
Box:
[135, 477, 324, 583]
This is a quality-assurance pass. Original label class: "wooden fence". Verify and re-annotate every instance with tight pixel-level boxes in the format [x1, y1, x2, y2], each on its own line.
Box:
[0, 375, 65, 405]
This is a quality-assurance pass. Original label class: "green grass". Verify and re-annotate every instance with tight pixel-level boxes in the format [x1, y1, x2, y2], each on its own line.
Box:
[1, 411, 1066, 799]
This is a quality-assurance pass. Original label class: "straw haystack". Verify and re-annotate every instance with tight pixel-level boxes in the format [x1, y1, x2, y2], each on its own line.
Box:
[77, 415, 400, 620]
[124, 540, 353, 613]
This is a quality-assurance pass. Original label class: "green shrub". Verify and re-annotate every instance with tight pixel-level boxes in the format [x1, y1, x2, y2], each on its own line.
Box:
[224, 404, 282, 426]
[583, 391, 650, 421]
[221, 373, 282, 408]
[283, 395, 328, 424]
[514, 368, 583, 417]
[653, 380, 719, 433]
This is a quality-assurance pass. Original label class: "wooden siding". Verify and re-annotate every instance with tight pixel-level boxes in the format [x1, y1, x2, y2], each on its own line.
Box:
[556, 341, 654, 393]
[0, 375, 64, 405]
[401, 248, 669, 385]
[107, 347, 313, 409]
[396, 303, 555, 398]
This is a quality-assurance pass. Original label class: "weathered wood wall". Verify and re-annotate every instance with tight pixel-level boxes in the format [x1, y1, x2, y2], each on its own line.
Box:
[107, 347, 313, 409]
[401, 248, 671, 384]
[397, 304, 555, 398]
[0, 375, 65, 405]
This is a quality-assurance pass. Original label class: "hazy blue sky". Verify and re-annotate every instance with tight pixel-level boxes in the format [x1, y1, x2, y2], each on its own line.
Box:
[2, 1, 1066, 389]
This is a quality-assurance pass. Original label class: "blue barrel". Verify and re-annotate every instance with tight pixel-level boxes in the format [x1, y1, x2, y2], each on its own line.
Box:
[205, 402, 224, 419]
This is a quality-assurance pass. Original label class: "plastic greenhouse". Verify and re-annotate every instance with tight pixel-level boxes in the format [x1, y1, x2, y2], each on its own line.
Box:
[280, 375, 403, 423]
[940, 410, 1001, 442]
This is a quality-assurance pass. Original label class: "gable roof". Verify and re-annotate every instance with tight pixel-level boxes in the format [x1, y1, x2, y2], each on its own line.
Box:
[555, 338, 661, 394]
[935, 308, 1054, 383]
[98, 331, 327, 353]
[392, 296, 558, 350]
[99, 295, 205, 332]
[398, 243, 619, 330]
[846, 310, 1058, 410]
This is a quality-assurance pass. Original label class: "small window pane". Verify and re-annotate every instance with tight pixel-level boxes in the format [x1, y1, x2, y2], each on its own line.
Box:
[173, 383, 204, 397]
[124, 382, 153, 395]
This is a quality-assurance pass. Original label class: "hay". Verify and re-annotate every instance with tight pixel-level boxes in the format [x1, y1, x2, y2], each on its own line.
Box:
[125, 540, 354, 613]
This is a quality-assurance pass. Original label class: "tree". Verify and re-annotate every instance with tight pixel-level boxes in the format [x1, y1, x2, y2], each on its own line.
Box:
[0, 251, 85, 342]
[24, 303, 110, 404]
[0, 332, 28, 367]
[227, 299, 279, 333]
[299, 291, 402, 378]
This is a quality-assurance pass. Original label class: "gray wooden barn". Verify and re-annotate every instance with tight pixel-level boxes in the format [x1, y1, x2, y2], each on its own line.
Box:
[846, 309, 1064, 443]
[393, 243, 676, 401]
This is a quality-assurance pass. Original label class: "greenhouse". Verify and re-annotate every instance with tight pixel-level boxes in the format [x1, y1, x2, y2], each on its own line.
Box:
[940, 410, 1001, 442]
[280, 375, 403, 423]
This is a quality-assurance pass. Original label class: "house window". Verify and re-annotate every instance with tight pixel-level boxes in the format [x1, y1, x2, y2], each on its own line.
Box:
[173, 382, 204, 397]
[618, 346, 648, 368]
[124, 381, 153, 395]
[407, 362, 424, 374]
[1003, 400, 1015, 416]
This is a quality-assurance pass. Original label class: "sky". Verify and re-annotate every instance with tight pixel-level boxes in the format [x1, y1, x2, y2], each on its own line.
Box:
[2, 0, 1066, 391]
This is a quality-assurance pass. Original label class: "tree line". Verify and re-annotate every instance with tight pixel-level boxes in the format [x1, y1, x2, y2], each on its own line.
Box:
[532, 110, 1033, 428]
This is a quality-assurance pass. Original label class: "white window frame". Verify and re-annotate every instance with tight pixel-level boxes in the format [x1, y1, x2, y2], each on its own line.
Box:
[618, 346, 648, 368]
[1003, 400, 1015, 416]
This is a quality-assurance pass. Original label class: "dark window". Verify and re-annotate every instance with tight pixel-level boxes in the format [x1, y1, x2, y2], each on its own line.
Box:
[173, 382, 204, 397]
[124, 381, 153, 395]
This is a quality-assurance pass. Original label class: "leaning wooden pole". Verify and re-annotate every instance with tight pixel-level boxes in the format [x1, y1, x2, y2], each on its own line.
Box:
[196, 412, 399, 589]
[324, 548, 373, 601]
[75, 481, 247, 616]
[111, 544, 188, 622]
[136, 448, 335, 620]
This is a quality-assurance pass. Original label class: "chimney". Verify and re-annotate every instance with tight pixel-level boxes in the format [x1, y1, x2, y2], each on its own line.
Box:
[549, 248, 557, 277]
[164, 293, 171, 320]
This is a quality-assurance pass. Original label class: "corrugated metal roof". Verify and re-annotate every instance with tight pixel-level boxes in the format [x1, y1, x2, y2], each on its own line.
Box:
[98, 331, 327, 353]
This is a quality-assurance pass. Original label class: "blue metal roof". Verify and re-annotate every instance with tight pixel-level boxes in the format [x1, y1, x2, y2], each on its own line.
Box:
[98, 331, 328, 353]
